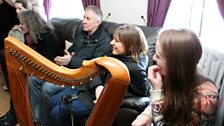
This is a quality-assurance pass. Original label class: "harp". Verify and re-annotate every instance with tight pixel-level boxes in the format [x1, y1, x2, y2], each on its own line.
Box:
[4, 36, 130, 126]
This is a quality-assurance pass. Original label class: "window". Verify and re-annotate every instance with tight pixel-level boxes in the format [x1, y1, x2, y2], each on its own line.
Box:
[50, 0, 84, 19]
[164, 0, 224, 53]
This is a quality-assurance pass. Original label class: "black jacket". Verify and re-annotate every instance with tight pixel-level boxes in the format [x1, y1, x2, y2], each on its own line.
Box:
[0, 3, 19, 50]
[66, 23, 112, 110]
[67, 22, 112, 68]
[26, 29, 64, 62]
[112, 55, 150, 97]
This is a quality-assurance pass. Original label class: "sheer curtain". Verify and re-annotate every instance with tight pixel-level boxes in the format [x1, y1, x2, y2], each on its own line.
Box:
[164, 0, 224, 53]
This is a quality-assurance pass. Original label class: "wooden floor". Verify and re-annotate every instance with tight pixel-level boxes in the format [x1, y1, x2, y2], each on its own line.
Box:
[0, 69, 19, 126]
[0, 70, 10, 117]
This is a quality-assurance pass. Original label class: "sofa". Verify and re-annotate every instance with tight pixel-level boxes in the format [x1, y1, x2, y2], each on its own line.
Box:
[50, 18, 224, 126]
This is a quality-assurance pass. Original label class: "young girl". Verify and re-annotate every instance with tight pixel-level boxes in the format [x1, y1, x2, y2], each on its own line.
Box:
[101, 24, 151, 125]
[110, 24, 150, 98]
[132, 29, 218, 126]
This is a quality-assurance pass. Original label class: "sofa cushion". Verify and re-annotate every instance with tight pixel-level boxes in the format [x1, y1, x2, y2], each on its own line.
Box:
[51, 18, 82, 49]
[121, 97, 150, 111]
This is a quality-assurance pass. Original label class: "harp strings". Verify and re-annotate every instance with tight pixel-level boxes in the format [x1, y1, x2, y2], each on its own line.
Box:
[10, 51, 52, 126]
[10, 52, 30, 104]
[9, 50, 93, 125]
[7, 43, 127, 126]
[8, 53, 34, 126]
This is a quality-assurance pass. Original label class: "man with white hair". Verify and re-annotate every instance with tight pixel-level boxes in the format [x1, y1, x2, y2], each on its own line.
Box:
[29, 5, 112, 125]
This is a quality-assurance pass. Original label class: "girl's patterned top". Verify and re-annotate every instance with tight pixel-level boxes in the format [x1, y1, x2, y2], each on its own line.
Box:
[141, 82, 218, 126]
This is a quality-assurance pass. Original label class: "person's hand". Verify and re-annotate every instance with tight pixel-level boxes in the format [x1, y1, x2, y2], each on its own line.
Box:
[54, 50, 72, 66]
[3, 0, 15, 7]
[148, 65, 163, 90]
[12, 25, 22, 32]
[0, 0, 4, 4]
[132, 114, 152, 126]
[93, 85, 104, 104]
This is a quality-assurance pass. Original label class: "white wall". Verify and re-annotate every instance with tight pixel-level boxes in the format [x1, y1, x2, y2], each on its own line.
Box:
[101, 0, 148, 26]
[50, 0, 84, 19]
[50, 0, 148, 25]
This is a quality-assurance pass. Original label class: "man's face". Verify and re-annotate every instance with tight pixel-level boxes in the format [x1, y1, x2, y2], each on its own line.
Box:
[82, 10, 100, 34]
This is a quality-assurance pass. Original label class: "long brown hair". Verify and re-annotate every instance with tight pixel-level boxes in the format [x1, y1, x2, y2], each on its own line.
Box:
[158, 29, 202, 125]
[113, 25, 148, 60]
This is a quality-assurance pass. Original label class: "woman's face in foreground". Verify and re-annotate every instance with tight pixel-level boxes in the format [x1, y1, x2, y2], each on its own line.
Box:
[153, 40, 167, 76]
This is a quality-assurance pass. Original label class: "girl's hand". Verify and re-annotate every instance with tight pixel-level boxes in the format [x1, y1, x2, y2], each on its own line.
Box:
[12, 25, 22, 32]
[132, 114, 152, 126]
[94, 85, 104, 104]
[148, 65, 163, 90]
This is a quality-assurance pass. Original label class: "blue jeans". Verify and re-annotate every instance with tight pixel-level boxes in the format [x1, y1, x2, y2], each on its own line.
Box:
[28, 76, 64, 125]
[49, 88, 90, 126]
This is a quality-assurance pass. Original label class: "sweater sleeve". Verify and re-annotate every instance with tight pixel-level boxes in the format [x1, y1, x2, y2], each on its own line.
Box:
[141, 89, 164, 121]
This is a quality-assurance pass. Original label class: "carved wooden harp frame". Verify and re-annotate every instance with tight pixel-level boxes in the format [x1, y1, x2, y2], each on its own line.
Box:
[4, 36, 130, 126]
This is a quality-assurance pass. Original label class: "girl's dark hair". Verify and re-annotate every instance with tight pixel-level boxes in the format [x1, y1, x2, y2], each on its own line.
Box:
[158, 29, 202, 125]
